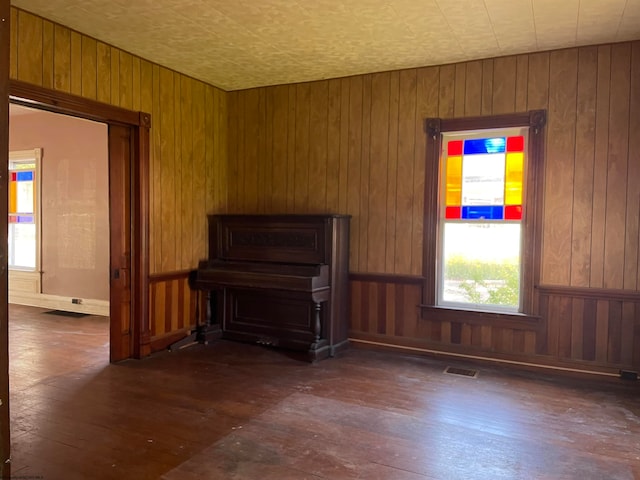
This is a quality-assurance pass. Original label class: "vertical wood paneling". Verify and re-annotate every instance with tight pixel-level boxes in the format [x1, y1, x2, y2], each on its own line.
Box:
[604, 44, 631, 289]
[347, 76, 363, 271]
[413, 67, 438, 276]
[53, 24, 70, 92]
[118, 51, 133, 110]
[309, 82, 329, 212]
[9, 7, 17, 79]
[70, 31, 81, 96]
[338, 78, 350, 215]
[570, 298, 584, 360]
[80, 36, 97, 100]
[515, 55, 529, 112]
[481, 59, 494, 114]
[294, 84, 311, 213]
[368, 73, 390, 272]
[453, 63, 466, 117]
[394, 70, 416, 274]
[607, 300, 622, 364]
[192, 81, 207, 264]
[96, 42, 110, 103]
[541, 49, 578, 285]
[632, 43, 640, 290]
[16, 10, 42, 85]
[358, 75, 372, 272]
[42, 20, 54, 90]
[151, 64, 162, 273]
[590, 46, 611, 288]
[570, 47, 598, 287]
[110, 47, 120, 106]
[180, 75, 194, 269]
[464, 60, 482, 116]
[159, 68, 176, 272]
[595, 299, 609, 363]
[271, 86, 289, 212]
[492, 56, 517, 114]
[438, 64, 455, 118]
[326, 79, 342, 213]
[385, 72, 399, 273]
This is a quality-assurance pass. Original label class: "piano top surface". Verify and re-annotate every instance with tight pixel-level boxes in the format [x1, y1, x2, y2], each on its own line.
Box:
[196, 260, 330, 293]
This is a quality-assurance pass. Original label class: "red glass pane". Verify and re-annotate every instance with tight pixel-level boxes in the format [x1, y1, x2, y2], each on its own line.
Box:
[507, 136, 524, 152]
[504, 205, 522, 220]
[445, 206, 461, 219]
[448, 140, 463, 156]
[10, 172, 16, 181]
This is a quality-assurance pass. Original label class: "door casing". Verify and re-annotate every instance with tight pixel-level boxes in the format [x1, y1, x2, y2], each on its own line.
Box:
[8, 79, 151, 362]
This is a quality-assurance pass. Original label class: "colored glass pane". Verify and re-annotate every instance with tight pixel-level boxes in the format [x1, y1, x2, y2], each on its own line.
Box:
[448, 140, 463, 156]
[445, 206, 461, 219]
[9, 180, 16, 214]
[16, 171, 33, 181]
[505, 152, 524, 205]
[445, 156, 462, 206]
[504, 205, 522, 220]
[464, 137, 506, 155]
[17, 215, 33, 223]
[507, 136, 524, 152]
[461, 205, 504, 220]
[10, 172, 16, 181]
[8, 215, 17, 223]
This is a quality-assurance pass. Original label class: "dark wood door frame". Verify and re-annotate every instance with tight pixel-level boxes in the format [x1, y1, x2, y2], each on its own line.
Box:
[8, 79, 151, 360]
[1, 0, 11, 475]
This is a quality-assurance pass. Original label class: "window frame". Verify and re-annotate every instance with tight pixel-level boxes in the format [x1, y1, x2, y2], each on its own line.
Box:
[422, 111, 546, 317]
[8, 148, 42, 273]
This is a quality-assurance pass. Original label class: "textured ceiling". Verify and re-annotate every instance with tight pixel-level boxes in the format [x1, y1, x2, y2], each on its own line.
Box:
[11, 0, 640, 91]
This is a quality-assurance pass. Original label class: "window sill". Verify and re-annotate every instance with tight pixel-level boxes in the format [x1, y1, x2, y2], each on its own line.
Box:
[418, 304, 541, 329]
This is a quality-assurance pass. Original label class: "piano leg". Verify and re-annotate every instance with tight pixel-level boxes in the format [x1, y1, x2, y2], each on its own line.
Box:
[308, 302, 329, 362]
[196, 289, 223, 344]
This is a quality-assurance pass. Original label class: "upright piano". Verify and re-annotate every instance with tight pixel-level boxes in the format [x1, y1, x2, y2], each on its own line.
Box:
[194, 214, 350, 362]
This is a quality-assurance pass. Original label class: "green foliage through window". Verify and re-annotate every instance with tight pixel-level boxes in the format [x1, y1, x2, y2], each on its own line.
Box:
[444, 255, 520, 308]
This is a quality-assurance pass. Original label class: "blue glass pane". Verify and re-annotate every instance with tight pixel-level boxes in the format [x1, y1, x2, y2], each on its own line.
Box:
[16, 171, 33, 182]
[464, 138, 506, 155]
[17, 215, 33, 223]
[461, 206, 504, 220]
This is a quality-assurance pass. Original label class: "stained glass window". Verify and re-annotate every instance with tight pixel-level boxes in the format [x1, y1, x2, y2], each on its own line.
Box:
[443, 135, 524, 221]
[439, 129, 527, 312]
[9, 154, 39, 271]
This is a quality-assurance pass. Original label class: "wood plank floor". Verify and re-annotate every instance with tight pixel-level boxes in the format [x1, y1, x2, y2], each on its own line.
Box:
[8, 304, 640, 479]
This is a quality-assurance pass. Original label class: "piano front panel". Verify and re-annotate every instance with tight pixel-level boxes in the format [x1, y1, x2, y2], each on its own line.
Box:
[211, 215, 331, 264]
[225, 289, 323, 349]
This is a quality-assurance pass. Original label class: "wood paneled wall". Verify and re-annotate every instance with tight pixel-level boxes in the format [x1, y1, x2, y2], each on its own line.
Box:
[228, 42, 640, 285]
[350, 276, 640, 371]
[228, 41, 640, 372]
[148, 272, 201, 352]
[9, 7, 228, 275]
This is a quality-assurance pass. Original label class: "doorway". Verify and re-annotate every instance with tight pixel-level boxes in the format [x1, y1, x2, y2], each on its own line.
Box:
[9, 79, 150, 363]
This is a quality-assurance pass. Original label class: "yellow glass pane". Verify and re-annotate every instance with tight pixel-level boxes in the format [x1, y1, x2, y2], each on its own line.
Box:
[9, 181, 16, 214]
[445, 156, 462, 206]
[505, 153, 523, 205]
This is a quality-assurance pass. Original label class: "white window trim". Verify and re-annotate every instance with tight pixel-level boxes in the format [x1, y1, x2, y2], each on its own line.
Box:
[9, 148, 42, 295]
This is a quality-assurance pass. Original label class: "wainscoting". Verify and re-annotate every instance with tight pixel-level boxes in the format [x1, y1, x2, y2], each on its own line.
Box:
[349, 274, 640, 374]
[148, 271, 202, 352]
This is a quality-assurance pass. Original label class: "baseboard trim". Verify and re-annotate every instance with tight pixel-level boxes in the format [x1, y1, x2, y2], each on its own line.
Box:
[349, 337, 620, 378]
[9, 292, 109, 317]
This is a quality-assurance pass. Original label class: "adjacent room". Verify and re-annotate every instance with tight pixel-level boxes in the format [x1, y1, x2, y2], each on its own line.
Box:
[0, 0, 639, 478]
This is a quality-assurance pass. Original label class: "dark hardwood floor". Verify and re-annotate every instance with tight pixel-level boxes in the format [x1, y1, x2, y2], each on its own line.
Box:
[7, 304, 640, 479]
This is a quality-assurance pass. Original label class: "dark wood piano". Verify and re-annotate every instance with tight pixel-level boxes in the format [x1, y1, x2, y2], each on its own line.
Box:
[194, 214, 350, 362]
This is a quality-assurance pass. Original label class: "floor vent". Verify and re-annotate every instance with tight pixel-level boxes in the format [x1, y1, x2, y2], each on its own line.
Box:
[444, 366, 478, 378]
